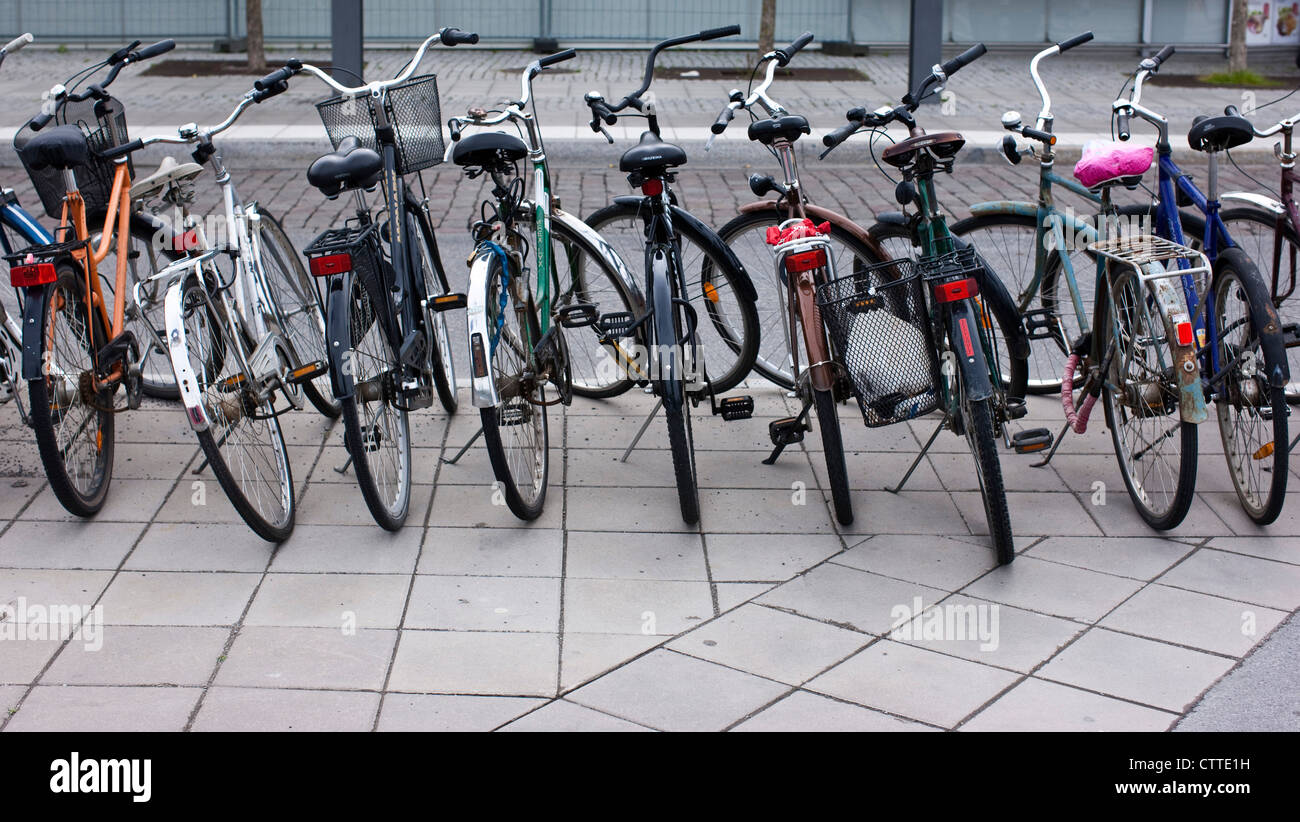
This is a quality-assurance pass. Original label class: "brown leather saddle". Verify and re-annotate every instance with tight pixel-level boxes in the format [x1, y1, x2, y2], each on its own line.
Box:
[880, 131, 966, 168]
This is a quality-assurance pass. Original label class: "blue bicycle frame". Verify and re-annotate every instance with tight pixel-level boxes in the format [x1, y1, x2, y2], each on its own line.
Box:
[0, 190, 53, 254]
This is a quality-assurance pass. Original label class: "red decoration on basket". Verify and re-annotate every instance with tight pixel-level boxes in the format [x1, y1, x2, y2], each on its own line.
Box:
[765, 218, 831, 246]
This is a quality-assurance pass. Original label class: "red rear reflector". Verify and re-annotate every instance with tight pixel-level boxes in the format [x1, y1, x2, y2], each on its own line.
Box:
[309, 253, 352, 277]
[785, 249, 827, 273]
[10, 262, 56, 287]
[640, 179, 664, 197]
[1175, 320, 1194, 347]
[934, 277, 978, 303]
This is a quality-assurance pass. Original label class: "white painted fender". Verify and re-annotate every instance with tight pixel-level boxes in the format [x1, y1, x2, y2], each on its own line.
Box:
[1220, 192, 1287, 215]
[465, 250, 500, 409]
[164, 274, 210, 431]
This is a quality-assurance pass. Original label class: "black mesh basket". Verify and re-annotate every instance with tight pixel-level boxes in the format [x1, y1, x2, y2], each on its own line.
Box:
[816, 257, 940, 427]
[916, 245, 983, 285]
[302, 223, 384, 346]
[13, 96, 133, 220]
[315, 74, 445, 176]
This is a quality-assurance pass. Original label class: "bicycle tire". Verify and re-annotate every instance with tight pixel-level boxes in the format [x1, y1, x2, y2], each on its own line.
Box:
[964, 395, 1014, 564]
[813, 387, 853, 525]
[406, 206, 458, 414]
[27, 263, 115, 517]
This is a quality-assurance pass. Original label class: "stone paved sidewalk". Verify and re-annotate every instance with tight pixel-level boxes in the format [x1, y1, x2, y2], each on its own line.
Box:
[0, 150, 1297, 730]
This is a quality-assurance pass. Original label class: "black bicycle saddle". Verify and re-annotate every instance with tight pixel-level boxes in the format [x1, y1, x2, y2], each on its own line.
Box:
[1187, 114, 1254, 153]
[20, 124, 91, 171]
[306, 135, 383, 198]
[748, 115, 810, 145]
[619, 131, 686, 174]
[451, 131, 528, 168]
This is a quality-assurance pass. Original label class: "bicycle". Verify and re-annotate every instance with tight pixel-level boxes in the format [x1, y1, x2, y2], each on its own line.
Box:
[581, 25, 762, 525]
[124, 75, 342, 541]
[6, 38, 179, 517]
[820, 44, 1030, 563]
[445, 50, 642, 520]
[292, 28, 475, 530]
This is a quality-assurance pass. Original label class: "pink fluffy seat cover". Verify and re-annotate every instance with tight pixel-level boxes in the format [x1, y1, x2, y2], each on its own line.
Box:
[1072, 141, 1153, 189]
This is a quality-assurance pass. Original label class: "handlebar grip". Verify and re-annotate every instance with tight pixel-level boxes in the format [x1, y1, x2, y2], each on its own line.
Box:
[941, 43, 986, 76]
[710, 105, 736, 135]
[776, 31, 814, 66]
[254, 60, 301, 91]
[823, 121, 858, 148]
[134, 39, 175, 61]
[1116, 110, 1131, 141]
[1225, 104, 1241, 116]
[2, 33, 33, 54]
[1056, 31, 1093, 53]
[846, 106, 867, 122]
[1151, 44, 1175, 68]
[539, 48, 576, 68]
[1022, 126, 1055, 144]
[588, 98, 616, 125]
[252, 79, 288, 103]
[28, 110, 53, 131]
[441, 28, 480, 46]
[700, 25, 741, 41]
[98, 138, 144, 160]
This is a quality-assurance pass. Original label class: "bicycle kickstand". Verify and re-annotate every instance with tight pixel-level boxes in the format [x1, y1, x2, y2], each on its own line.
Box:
[441, 425, 485, 466]
[886, 415, 946, 494]
[620, 398, 664, 463]
[1030, 421, 1073, 468]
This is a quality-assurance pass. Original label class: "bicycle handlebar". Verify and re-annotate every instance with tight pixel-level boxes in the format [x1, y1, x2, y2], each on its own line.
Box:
[255, 58, 303, 92]
[940, 43, 986, 78]
[298, 27, 476, 97]
[599, 25, 741, 117]
[775, 31, 814, 67]
[2, 33, 33, 55]
[441, 27, 479, 46]
[135, 39, 175, 60]
[539, 48, 575, 68]
[1056, 31, 1093, 52]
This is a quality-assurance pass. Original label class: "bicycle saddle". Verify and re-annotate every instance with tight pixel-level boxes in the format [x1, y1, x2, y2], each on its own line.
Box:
[19, 124, 90, 171]
[130, 155, 203, 201]
[619, 131, 686, 173]
[1187, 114, 1254, 153]
[880, 131, 965, 168]
[306, 135, 382, 198]
[450, 131, 528, 168]
[748, 115, 810, 145]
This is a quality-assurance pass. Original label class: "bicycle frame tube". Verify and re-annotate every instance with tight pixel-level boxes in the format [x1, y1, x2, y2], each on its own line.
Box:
[531, 155, 552, 334]
[61, 159, 134, 348]
[0, 198, 53, 252]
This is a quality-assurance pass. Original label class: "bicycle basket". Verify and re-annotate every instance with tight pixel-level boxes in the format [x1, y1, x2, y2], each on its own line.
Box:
[13, 95, 133, 220]
[302, 223, 384, 347]
[816, 257, 940, 427]
[315, 74, 445, 176]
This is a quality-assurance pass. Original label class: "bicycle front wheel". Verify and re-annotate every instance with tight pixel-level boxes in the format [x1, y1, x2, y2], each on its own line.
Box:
[813, 387, 853, 525]
[479, 252, 549, 520]
[1098, 265, 1197, 529]
[179, 275, 295, 542]
[1213, 249, 1288, 525]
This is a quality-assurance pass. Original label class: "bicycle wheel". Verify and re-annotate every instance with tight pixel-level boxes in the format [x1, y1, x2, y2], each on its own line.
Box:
[407, 208, 458, 414]
[1218, 206, 1300, 401]
[714, 209, 883, 390]
[1098, 264, 1197, 529]
[869, 221, 1030, 399]
[341, 274, 412, 531]
[1213, 248, 1288, 525]
[951, 211, 1095, 393]
[657, 245, 700, 525]
[664, 394, 699, 524]
[92, 215, 181, 399]
[27, 263, 115, 516]
[478, 251, 549, 520]
[585, 202, 759, 393]
[179, 275, 295, 541]
[551, 218, 639, 398]
[963, 394, 1014, 564]
[255, 209, 340, 419]
[813, 386, 853, 525]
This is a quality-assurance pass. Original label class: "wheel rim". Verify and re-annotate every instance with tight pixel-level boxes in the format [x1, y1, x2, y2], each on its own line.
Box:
[1219, 212, 1300, 400]
[349, 281, 410, 517]
[488, 268, 546, 504]
[553, 230, 631, 393]
[409, 215, 457, 396]
[1215, 270, 1278, 516]
[44, 278, 109, 498]
[258, 220, 335, 407]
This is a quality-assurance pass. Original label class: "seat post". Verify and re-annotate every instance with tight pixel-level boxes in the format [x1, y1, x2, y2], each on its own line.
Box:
[1206, 151, 1219, 204]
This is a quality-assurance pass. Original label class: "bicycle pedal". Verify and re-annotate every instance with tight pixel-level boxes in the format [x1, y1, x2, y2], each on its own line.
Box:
[1012, 427, 1053, 454]
[126, 365, 143, 411]
[428, 292, 467, 312]
[768, 415, 808, 446]
[1282, 323, 1300, 349]
[714, 395, 754, 421]
[558, 302, 599, 329]
[598, 311, 636, 338]
[287, 360, 328, 385]
[1022, 308, 1066, 343]
[1004, 396, 1028, 421]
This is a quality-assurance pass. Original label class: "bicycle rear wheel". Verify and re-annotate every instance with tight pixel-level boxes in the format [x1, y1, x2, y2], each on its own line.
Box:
[1098, 266, 1197, 529]
[407, 207, 458, 414]
[27, 263, 115, 516]
[963, 394, 1014, 564]
[1213, 249, 1288, 525]
[179, 275, 295, 542]
[478, 252, 549, 520]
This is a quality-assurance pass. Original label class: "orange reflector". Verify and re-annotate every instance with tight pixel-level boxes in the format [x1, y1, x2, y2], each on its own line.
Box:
[1175, 320, 1194, 347]
[289, 362, 324, 380]
[309, 253, 352, 278]
[1019, 441, 1047, 452]
[218, 374, 247, 392]
[702, 282, 719, 303]
[1253, 442, 1275, 460]
[933, 277, 978, 303]
[785, 249, 827, 273]
[10, 261, 57, 288]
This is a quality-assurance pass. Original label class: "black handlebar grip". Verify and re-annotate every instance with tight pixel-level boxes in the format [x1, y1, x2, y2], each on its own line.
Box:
[441, 28, 480, 46]
[539, 48, 576, 68]
[254, 61, 300, 91]
[1225, 104, 1241, 116]
[252, 79, 288, 103]
[1056, 31, 1093, 52]
[134, 39, 175, 61]
[776, 31, 814, 66]
[1116, 110, 1131, 141]
[710, 105, 735, 135]
[700, 25, 741, 41]
[1022, 126, 1055, 144]
[98, 138, 144, 160]
[823, 121, 858, 148]
[1151, 44, 1175, 67]
[941, 43, 986, 76]
[846, 106, 867, 122]
[589, 99, 616, 125]
[28, 110, 53, 131]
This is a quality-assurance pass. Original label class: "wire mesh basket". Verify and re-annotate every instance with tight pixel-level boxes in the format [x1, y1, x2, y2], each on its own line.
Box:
[816, 257, 940, 427]
[13, 96, 133, 220]
[916, 245, 983, 285]
[315, 74, 445, 176]
[302, 223, 384, 347]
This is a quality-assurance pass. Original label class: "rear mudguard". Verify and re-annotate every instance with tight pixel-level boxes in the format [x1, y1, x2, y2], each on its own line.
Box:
[326, 270, 358, 401]
[1214, 247, 1290, 390]
[162, 268, 211, 431]
[611, 195, 758, 302]
[553, 208, 645, 310]
[648, 244, 685, 410]
[1145, 273, 1207, 424]
[465, 249, 502, 409]
[19, 283, 52, 381]
[946, 298, 994, 403]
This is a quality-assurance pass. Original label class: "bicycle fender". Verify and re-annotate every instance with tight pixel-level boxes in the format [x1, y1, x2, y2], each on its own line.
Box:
[950, 236, 1032, 361]
[648, 246, 684, 410]
[947, 299, 994, 403]
[1215, 247, 1290, 389]
[326, 270, 357, 401]
[162, 275, 210, 431]
[19, 283, 51, 381]
[465, 250, 501, 409]
[1146, 274, 1208, 424]
[552, 208, 645, 309]
[1219, 192, 1286, 215]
